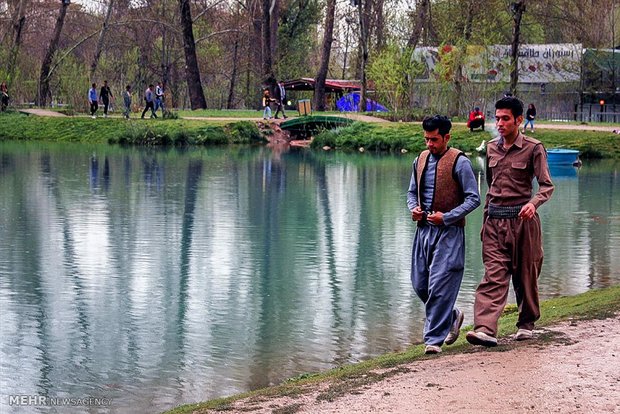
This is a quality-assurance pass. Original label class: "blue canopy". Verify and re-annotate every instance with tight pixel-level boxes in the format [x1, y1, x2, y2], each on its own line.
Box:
[336, 92, 389, 112]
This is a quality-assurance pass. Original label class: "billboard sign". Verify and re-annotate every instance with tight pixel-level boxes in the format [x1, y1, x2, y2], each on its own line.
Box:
[412, 43, 582, 83]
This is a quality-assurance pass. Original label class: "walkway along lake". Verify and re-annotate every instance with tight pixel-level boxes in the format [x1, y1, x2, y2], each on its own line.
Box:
[1, 142, 619, 413]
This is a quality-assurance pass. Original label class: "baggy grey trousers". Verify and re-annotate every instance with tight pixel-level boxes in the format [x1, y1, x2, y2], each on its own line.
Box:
[411, 224, 465, 346]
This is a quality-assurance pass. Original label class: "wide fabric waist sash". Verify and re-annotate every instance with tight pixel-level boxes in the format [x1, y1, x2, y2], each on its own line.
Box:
[488, 203, 524, 219]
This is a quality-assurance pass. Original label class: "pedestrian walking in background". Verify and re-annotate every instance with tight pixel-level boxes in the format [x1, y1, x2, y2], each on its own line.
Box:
[100, 80, 113, 118]
[154, 82, 165, 115]
[274, 81, 288, 119]
[0, 81, 9, 112]
[523, 103, 536, 132]
[141, 84, 157, 119]
[123, 85, 132, 119]
[88, 83, 98, 118]
[262, 89, 274, 120]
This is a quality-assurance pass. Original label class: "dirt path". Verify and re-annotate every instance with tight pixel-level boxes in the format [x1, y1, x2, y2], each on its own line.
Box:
[16, 110, 616, 133]
[451, 121, 618, 133]
[182, 113, 389, 123]
[19, 108, 67, 117]
[210, 316, 620, 414]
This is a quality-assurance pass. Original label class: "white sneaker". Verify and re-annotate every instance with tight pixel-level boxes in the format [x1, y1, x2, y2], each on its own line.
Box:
[466, 331, 498, 347]
[103, 114, 108, 118]
[445, 308, 464, 345]
[91, 115, 96, 119]
[515, 328, 533, 341]
[425, 344, 442, 354]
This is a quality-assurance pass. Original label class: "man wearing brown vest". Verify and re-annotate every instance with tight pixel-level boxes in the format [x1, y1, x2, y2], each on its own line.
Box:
[466, 97, 554, 347]
[407, 115, 481, 354]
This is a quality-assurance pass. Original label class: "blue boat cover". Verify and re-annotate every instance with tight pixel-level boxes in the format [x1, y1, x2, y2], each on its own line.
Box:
[336, 93, 389, 112]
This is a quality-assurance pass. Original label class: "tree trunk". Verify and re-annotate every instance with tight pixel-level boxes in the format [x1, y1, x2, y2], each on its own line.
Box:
[341, 21, 352, 79]
[227, 37, 239, 109]
[453, 0, 475, 116]
[7, 0, 27, 81]
[179, 0, 207, 109]
[509, 1, 526, 96]
[357, 0, 371, 112]
[269, 0, 279, 58]
[313, 0, 336, 111]
[407, 0, 431, 48]
[374, 0, 385, 50]
[89, 0, 115, 81]
[38, 0, 69, 107]
[261, 0, 272, 77]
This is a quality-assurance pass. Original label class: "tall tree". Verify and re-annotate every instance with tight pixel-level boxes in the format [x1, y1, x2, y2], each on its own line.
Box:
[6, 0, 27, 81]
[509, 0, 526, 95]
[313, 0, 336, 111]
[357, 0, 371, 112]
[37, 0, 70, 106]
[453, 0, 475, 116]
[179, 0, 207, 109]
[261, 0, 273, 76]
[89, 0, 115, 80]
[407, 0, 435, 48]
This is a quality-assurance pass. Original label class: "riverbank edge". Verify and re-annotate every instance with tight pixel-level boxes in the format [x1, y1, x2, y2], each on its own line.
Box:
[0, 113, 266, 146]
[311, 122, 620, 158]
[163, 285, 620, 414]
[1, 113, 619, 158]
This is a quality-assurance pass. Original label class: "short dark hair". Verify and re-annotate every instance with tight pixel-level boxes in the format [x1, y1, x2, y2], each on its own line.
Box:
[422, 115, 452, 136]
[495, 97, 524, 118]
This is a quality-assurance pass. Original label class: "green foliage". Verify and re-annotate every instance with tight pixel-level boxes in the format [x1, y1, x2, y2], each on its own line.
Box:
[54, 52, 90, 111]
[275, 0, 322, 80]
[312, 122, 421, 152]
[162, 110, 179, 119]
[367, 45, 416, 113]
[226, 121, 265, 143]
[311, 121, 620, 158]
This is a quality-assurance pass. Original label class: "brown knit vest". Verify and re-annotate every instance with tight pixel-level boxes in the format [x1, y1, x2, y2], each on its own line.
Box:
[416, 147, 466, 227]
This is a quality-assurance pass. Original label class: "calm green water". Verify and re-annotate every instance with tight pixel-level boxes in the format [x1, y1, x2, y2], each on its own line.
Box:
[1, 142, 618, 413]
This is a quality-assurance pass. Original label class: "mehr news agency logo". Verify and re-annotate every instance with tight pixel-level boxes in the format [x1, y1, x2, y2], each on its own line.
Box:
[8, 394, 112, 407]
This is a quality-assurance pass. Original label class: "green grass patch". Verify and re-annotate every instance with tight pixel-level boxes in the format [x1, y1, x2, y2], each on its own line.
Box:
[0, 113, 265, 146]
[163, 286, 620, 414]
[311, 122, 620, 158]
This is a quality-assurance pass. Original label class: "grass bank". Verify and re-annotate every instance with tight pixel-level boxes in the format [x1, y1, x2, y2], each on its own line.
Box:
[0, 113, 264, 145]
[164, 285, 620, 413]
[311, 122, 620, 158]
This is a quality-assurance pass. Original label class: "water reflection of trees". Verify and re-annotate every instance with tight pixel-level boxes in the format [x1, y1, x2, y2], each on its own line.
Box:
[1, 144, 618, 412]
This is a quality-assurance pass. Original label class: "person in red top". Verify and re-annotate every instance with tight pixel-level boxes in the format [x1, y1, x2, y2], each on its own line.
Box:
[467, 106, 485, 131]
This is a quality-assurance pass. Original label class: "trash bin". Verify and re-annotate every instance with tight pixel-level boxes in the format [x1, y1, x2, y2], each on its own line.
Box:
[298, 99, 311, 116]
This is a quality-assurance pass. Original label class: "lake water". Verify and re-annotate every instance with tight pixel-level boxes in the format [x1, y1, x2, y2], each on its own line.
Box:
[1, 142, 618, 413]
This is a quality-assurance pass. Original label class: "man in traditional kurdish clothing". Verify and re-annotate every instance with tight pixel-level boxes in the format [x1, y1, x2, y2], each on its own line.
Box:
[466, 97, 554, 347]
[407, 115, 481, 354]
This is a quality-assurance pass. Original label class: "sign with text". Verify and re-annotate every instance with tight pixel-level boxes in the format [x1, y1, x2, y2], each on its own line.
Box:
[412, 44, 582, 83]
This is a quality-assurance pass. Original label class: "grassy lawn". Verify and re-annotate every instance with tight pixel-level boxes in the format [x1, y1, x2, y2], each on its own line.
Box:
[2, 111, 618, 158]
[0, 113, 263, 145]
[164, 286, 620, 413]
[311, 122, 620, 158]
